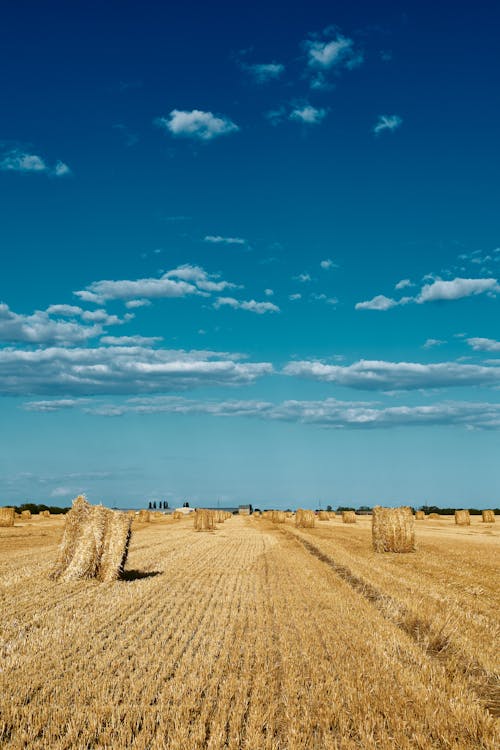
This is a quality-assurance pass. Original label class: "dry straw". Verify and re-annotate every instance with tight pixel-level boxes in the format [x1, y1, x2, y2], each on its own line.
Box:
[318, 511, 329, 521]
[271, 510, 286, 524]
[40, 510, 51, 518]
[342, 511, 356, 524]
[137, 510, 151, 523]
[21, 510, 31, 520]
[428, 512, 441, 519]
[172, 510, 184, 520]
[455, 509, 470, 526]
[295, 509, 315, 528]
[372, 506, 415, 553]
[481, 510, 495, 523]
[49, 495, 132, 582]
[415, 510, 425, 520]
[194, 509, 215, 531]
[0, 507, 15, 527]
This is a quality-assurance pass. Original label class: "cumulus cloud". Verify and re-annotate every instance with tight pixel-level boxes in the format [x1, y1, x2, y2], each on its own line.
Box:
[242, 62, 285, 83]
[289, 294, 302, 301]
[0, 149, 70, 177]
[467, 337, 500, 352]
[23, 395, 500, 430]
[355, 295, 398, 311]
[395, 278, 413, 290]
[204, 235, 246, 245]
[373, 115, 403, 135]
[290, 104, 327, 125]
[320, 259, 337, 270]
[264, 289, 274, 296]
[423, 339, 446, 349]
[0, 346, 273, 396]
[74, 264, 236, 304]
[294, 273, 312, 283]
[213, 297, 280, 314]
[283, 358, 500, 391]
[100, 335, 163, 346]
[417, 277, 499, 303]
[155, 110, 239, 141]
[125, 299, 152, 309]
[0, 303, 102, 344]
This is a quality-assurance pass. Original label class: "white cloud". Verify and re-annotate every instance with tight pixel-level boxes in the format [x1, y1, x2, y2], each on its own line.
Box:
[0, 303, 102, 344]
[0, 346, 272, 396]
[203, 235, 246, 245]
[283, 358, 500, 391]
[417, 277, 499, 303]
[264, 289, 274, 296]
[0, 149, 71, 176]
[304, 32, 363, 72]
[100, 335, 163, 346]
[320, 259, 337, 270]
[289, 293, 302, 301]
[74, 264, 236, 304]
[294, 273, 312, 283]
[355, 295, 398, 311]
[423, 339, 446, 349]
[242, 62, 285, 83]
[213, 297, 279, 314]
[25, 395, 500, 431]
[155, 110, 239, 141]
[395, 278, 413, 290]
[290, 104, 327, 125]
[373, 115, 403, 135]
[125, 299, 152, 309]
[467, 337, 500, 352]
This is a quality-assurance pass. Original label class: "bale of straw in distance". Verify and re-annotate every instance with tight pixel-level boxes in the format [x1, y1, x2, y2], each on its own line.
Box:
[0, 507, 15, 527]
[21, 510, 31, 520]
[482, 510, 495, 523]
[318, 511, 329, 521]
[271, 510, 286, 524]
[372, 506, 415, 553]
[415, 510, 425, 520]
[172, 510, 183, 520]
[455, 509, 470, 526]
[342, 511, 356, 524]
[40, 510, 51, 518]
[194, 509, 215, 531]
[137, 509, 151, 523]
[295, 509, 315, 528]
[328, 511, 336, 519]
[428, 512, 441, 519]
[49, 496, 133, 582]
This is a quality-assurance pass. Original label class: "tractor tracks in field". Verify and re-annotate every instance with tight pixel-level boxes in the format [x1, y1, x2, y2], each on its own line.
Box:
[278, 526, 500, 718]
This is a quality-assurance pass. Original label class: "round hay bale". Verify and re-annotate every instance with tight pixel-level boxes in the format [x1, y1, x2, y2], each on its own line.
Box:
[0, 507, 15, 527]
[295, 509, 315, 528]
[318, 511, 329, 521]
[21, 510, 31, 520]
[271, 510, 286, 524]
[137, 509, 151, 523]
[415, 510, 425, 520]
[372, 506, 415, 553]
[194, 509, 215, 531]
[455, 509, 470, 526]
[342, 511, 356, 524]
[481, 510, 495, 523]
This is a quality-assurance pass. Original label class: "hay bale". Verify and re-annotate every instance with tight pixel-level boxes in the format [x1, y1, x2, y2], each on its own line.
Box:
[415, 510, 425, 520]
[318, 511, 329, 521]
[271, 510, 286, 523]
[481, 510, 495, 523]
[295, 509, 315, 528]
[194, 509, 215, 531]
[328, 511, 336, 519]
[172, 510, 183, 520]
[342, 511, 356, 524]
[40, 510, 51, 518]
[49, 496, 132, 582]
[21, 510, 31, 520]
[0, 507, 15, 527]
[137, 509, 151, 523]
[428, 512, 441, 519]
[372, 506, 415, 553]
[455, 509, 470, 526]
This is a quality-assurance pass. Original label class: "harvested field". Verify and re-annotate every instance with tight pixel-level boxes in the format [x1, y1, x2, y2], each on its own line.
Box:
[0, 513, 498, 749]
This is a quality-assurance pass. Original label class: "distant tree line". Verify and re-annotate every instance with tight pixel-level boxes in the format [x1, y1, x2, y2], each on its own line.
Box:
[148, 501, 170, 510]
[12, 502, 69, 514]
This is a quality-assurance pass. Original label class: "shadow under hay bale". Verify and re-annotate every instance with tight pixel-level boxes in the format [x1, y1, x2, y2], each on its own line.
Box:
[0, 507, 15, 527]
[482, 510, 495, 523]
[295, 509, 315, 528]
[342, 511, 356, 524]
[49, 496, 133, 582]
[415, 510, 425, 520]
[372, 506, 415, 553]
[194, 509, 215, 531]
[455, 509, 470, 526]
[120, 569, 162, 581]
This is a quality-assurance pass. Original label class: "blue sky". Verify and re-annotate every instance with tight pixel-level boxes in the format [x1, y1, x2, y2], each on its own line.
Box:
[1, 1, 499, 509]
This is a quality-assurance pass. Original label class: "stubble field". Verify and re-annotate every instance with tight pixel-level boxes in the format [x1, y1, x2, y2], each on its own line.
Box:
[0, 512, 498, 749]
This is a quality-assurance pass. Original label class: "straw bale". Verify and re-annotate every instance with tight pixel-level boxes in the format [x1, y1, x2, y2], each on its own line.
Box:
[342, 511, 356, 524]
[137, 509, 151, 523]
[21, 510, 31, 520]
[372, 506, 415, 553]
[40, 510, 51, 518]
[271, 510, 286, 523]
[415, 510, 425, 520]
[253, 510, 261, 517]
[194, 509, 215, 531]
[481, 510, 495, 523]
[50, 496, 132, 582]
[172, 511, 183, 520]
[328, 511, 336, 519]
[428, 512, 441, 519]
[295, 509, 315, 528]
[318, 511, 329, 521]
[455, 509, 470, 526]
[0, 507, 15, 527]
